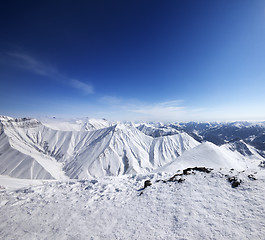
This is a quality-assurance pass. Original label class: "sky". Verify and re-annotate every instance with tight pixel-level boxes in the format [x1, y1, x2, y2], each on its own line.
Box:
[0, 0, 265, 122]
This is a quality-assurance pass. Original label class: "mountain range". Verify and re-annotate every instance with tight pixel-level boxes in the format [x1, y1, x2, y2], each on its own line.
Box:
[0, 116, 264, 180]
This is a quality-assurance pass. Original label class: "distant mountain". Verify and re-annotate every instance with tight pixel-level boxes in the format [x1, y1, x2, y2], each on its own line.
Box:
[135, 123, 179, 137]
[40, 116, 112, 131]
[136, 121, 265, 154]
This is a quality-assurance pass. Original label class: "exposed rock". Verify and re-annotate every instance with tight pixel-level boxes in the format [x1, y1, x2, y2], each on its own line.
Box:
[227, 176, 242, 188]
[144, 180, 152, 189]
[183, 167, 213, 175]
[161, 167, 213, 183]
[259, 160, 265, 168]
[177, 178, 185, 183]
[248, 174, 257, 180]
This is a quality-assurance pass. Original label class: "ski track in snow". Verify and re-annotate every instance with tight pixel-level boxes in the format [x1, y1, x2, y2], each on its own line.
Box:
[0, 169, 265, 240]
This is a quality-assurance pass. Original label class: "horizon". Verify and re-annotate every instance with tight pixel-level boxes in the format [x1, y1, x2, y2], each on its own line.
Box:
[1, 1, 265, 122]
[1, 114, 265, 125]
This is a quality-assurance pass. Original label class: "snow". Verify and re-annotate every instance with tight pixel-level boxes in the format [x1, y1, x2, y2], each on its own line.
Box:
[0, 120, 68, 180]
[0, 175, 44, 190]
[0, 169, 265, 239]
[135, 122, 179, 137]
[40, 117, 112, 131]
[156, 142, 261, 173]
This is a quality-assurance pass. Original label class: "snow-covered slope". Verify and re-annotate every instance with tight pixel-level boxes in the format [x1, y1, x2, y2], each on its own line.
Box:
[149, 132, 199, 168]
[0, 128, 54, 179]
[0, 118, 66, 180]
[157, 141, 263, 173]
[64, 124, 153, 178]
[1, 168, 265, 240]
[40, 117, 112, 131]
[64, 124, 200, 179]
[136, 122, 179, 137]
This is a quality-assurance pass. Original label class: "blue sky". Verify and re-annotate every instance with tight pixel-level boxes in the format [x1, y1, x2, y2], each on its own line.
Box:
[0, 0, 265, 122]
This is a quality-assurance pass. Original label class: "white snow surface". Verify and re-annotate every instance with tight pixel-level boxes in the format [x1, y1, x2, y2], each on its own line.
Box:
[0, 169, 265, 239]
[40, 117, 112, 131]
[157, 142, 263, 173]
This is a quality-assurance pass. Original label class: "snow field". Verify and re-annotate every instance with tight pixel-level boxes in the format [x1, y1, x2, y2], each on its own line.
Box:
[0, 169, 265, 240]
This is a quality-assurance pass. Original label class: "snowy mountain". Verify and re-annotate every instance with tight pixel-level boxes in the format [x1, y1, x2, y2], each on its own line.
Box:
[157, 141, 263, 173]
[1, 116, 264, 180]
[0, 116, 199, 179]
[40, 117, 112, 131]
[135, 122, 179, 137]
[136, 121, 265, 154]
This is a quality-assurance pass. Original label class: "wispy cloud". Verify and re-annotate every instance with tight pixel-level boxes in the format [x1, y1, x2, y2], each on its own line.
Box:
[7, 52, 60, 77]
[100, 96, 122, 105]
[129, 100, 190, 122]
[7, 52, 94, 94]
[71, 79, 93, 94]
[93, 96, 265, 122]
[97, 96, 205, 122]
[132, 101, 186, 121]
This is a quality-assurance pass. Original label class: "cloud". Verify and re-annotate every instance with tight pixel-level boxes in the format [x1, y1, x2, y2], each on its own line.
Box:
[7, 52, 61, 78]
[71, 79, 93, 94]
[100, 96, 122, 105]
[96, 96, 205, 122]
[155, 100, 184, 107]
[131, 100, 187, 122]
[7, 52, 94, 94]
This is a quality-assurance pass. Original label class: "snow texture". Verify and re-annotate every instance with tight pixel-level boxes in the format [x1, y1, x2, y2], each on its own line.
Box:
[0, 169, 265, 240]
